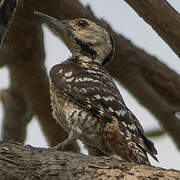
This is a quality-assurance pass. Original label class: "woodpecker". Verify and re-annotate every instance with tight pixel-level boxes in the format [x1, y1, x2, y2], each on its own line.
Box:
[35, 11, 158, 165]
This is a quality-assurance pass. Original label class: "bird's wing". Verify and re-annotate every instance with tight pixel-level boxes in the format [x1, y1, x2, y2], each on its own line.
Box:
[50, 61, 157, 161]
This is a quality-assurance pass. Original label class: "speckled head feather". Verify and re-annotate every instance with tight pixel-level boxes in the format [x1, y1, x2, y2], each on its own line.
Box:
[35, 11, 114, 66]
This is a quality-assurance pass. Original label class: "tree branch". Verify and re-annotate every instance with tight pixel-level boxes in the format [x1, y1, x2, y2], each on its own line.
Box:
[0, 141, 180, 180]
[146, 129, 166, 138]
[0, 0, 18, 48]
[123, 0, 180, 58]
[0, 89, 32, 142]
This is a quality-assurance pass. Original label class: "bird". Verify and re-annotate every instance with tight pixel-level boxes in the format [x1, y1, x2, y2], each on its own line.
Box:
[35, 11, 158, 165]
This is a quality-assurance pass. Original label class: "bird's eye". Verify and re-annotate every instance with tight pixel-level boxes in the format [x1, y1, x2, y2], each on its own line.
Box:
[77, 20, 88, 28]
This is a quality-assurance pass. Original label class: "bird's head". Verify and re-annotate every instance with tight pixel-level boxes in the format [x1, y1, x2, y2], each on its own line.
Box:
[35, 11, 114, 66]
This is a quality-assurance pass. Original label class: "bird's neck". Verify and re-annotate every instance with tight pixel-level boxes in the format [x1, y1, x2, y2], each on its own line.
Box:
[72, 53, 103, 65]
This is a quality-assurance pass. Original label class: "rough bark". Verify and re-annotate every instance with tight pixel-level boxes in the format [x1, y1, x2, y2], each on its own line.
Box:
[0, 0, 180, 152]
[0, 141, 180, 180]
[123, 0, 180, 58]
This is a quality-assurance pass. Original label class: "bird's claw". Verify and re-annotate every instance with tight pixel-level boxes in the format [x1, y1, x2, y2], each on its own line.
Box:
[54, 142, 66, 151]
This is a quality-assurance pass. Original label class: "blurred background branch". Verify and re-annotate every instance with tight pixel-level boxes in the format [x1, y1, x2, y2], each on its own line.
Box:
[146, 129, 166, 138]
[0, 0, 18, 47]
[123, 0, 180, 58]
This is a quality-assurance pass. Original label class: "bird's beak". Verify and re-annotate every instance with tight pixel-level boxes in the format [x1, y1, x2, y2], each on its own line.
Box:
[34, 11, 68, 33]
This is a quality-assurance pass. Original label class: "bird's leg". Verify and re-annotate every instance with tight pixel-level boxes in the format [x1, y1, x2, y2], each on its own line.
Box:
[52, 130, 79, 151]
[54, 139, 73, 150]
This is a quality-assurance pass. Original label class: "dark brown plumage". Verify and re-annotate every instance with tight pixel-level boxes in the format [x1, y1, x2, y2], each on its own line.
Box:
[35, 11, 158, 165]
